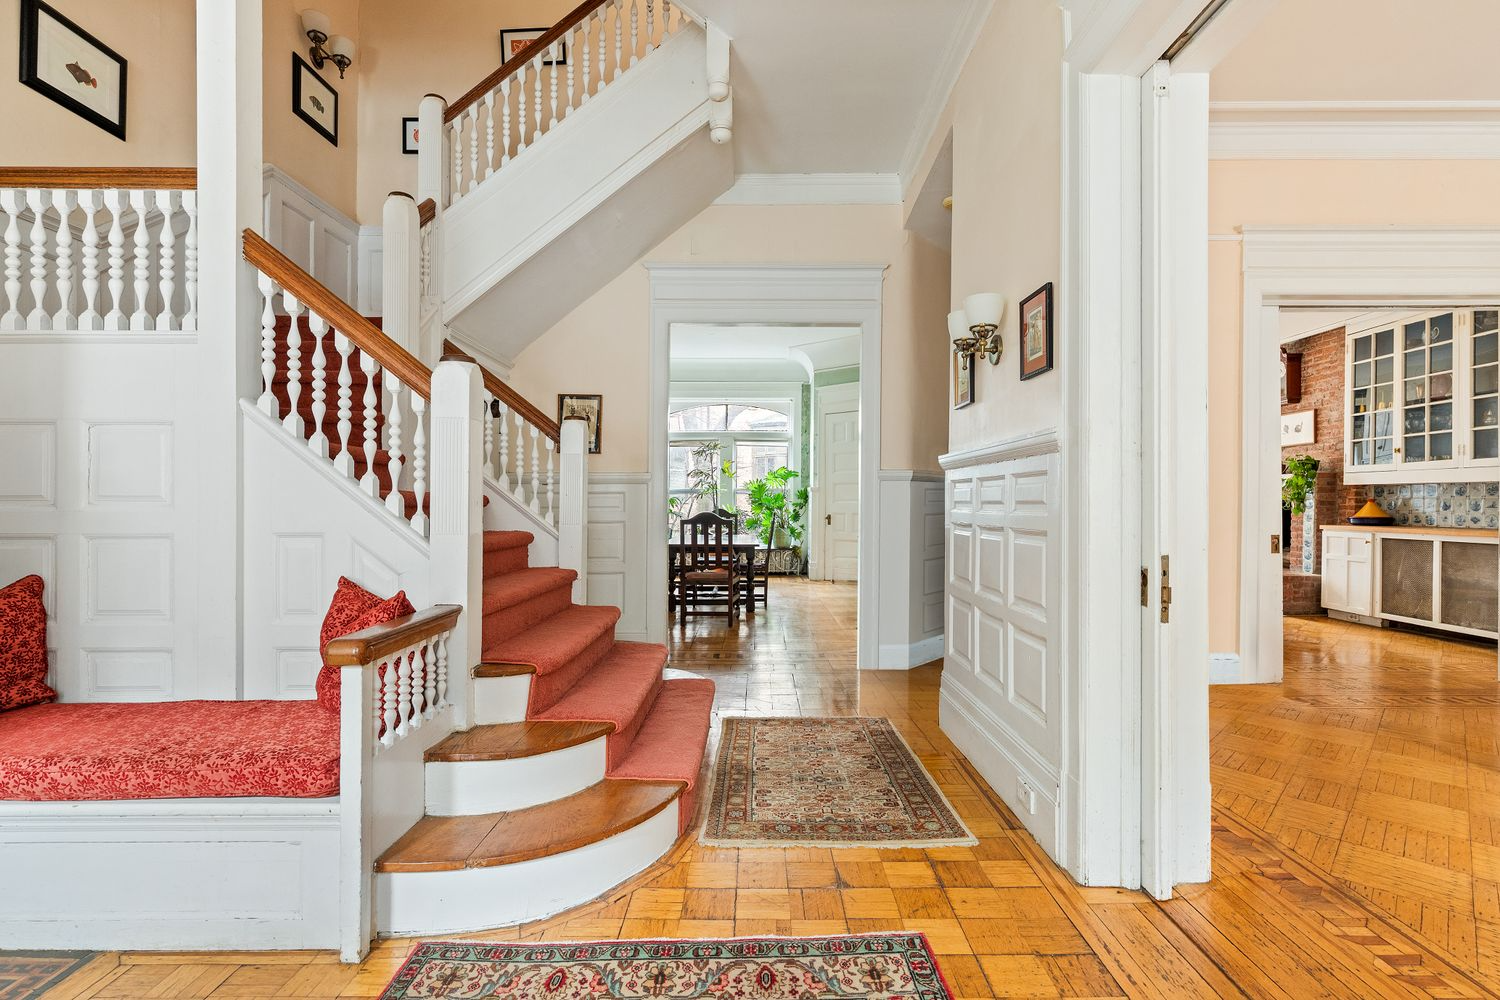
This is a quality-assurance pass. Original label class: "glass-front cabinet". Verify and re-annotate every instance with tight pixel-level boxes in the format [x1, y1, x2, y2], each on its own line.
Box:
[1345, 308, 1500, 483]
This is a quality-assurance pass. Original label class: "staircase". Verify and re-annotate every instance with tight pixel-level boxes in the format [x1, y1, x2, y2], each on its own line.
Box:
[373, 530, 714, 933]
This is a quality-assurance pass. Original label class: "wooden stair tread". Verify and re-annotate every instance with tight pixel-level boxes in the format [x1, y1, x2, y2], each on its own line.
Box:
[425, 720, 613, 762]
[473, 661, 536, 678]
[374, 779, 683, 873]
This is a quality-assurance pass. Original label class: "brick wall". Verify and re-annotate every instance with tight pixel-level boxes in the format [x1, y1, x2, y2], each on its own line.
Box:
[1282, 327, 1368, 576]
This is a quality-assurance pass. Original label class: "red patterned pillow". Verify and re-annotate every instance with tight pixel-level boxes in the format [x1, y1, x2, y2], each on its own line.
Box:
[315, 577, 414, 714]
[0, 575, 56, 711]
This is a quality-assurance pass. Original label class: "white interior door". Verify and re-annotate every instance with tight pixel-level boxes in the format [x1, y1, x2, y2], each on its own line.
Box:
[817, 385, 860, 582]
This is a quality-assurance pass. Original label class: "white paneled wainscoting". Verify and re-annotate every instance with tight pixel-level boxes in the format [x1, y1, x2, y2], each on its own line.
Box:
[939, 433, 1063, 861]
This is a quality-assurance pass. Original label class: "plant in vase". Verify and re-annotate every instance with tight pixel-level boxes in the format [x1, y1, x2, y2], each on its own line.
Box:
[1282, 454, 1320, 573]
[743, 467, 810, 569]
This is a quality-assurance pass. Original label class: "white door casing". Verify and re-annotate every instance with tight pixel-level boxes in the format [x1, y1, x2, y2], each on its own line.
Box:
[816, 383, 860, 582]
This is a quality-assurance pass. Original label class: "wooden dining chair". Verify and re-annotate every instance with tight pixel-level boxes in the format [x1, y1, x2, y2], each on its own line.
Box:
[676, 511, 739, 624]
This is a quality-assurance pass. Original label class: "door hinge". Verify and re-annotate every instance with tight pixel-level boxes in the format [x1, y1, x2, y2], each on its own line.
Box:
[1271, 534, 1281, 554]
[1159, 555, 1172, 624]
[1140, 567, 1150, 608]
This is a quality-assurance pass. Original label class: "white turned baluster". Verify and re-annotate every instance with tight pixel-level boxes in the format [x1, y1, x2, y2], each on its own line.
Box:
[307, 312, 329, 457]
[613, 0, 624, 80]
[78, 190, 101, 329]
[333, 331, 355, 476]
[516, 64, 530, 154]
[51, 189, 75, 330]
[646, 0, 655, 52]
[256, 273, 278, 415]
[496, 400, 510, 486]
[663, 0, 672, 34]
[380, 656, 399, 747]
[384, 375, 406, 516]
[549, 42, 560, 127]
[434, 634, 449, 712]
[359, 353, 380, 496]
[154, 190, 176, 329]
[566, 30, 576, 112]
[395, 648, 413, 739]
[528, 424, 541, 514]
[0, 190, 21, 330]
[281, 292, 305, 436]
[26, 189, 49, 329]
[513, 409, 526, 494]
[581, 15, 593, 102]
[545, 434, 557, 527]
[630, 0, 639, 65]
[500, 78, 513, 165]
[483, 90, 497, 179]
[102, 191, 125, 329]
[423, 637, 438, 720]
[482, 392, 496, 475]
[597, 9, 607, 93]
[128, 190, 151, 330]
[181, 190, 197, 329]
[410, 392, 428, 535]
[466, 108, 480, 193]
[449, 120, 463, 202]
[531, 55, 545, 144]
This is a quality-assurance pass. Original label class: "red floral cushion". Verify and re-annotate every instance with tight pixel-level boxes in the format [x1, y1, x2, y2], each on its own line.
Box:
[0, 700, 339, 800]
[0, 575, 56, 712]
[316, 577, 414, 714]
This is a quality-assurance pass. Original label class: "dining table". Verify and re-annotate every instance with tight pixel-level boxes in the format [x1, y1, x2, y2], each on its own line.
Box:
[667, 534, 764, 612]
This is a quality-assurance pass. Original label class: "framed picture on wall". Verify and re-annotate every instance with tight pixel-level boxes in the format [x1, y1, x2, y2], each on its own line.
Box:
[18, 0, 128, 140]
[558, 393, 603, 454]
[1019, 282, 1055, 381]
[952, 353, 973, 410]
[500, 28, 568, 65]
[402, 116, 419, 154]
[292, 53, 338, 146]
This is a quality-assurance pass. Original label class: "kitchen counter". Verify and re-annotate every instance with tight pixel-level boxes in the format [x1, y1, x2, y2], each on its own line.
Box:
[1322, 524, 1498, 539]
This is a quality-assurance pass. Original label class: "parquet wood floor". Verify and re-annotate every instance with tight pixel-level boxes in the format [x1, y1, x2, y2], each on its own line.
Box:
[30, 589, 1500, 999]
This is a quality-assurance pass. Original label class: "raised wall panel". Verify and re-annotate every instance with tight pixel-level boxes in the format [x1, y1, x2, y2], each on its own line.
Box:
[1010, 531, 1048, 621]
[87, 423, 173, 504]
[275, 649, 321, 697]
[587, 520, 627, 562]
[349, 541, 401, 599]
[83, 649, 172, 699]
[1009, 627, 1048, 725]
[586, 480, 648, 640]
[317, 226, 357, 303]
[951, 527, 974, 585]
[948, 600, 973, 670]
[976, 528, 1007, 600]
[84, 536, 172, 621]
[275, 535, 326, 620]
[0, 537, 57, 618]
[0, 422, 57, 506]
[975, 611, 1005, 689]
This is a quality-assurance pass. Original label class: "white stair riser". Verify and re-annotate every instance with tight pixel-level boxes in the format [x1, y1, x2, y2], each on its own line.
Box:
[473, 673, 531, 724]
[424, 738, 607, 815]
[376, 800, 678, 935]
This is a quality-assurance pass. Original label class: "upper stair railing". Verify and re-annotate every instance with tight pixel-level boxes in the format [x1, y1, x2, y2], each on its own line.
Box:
[422, 0, 705, 209]
[0, 167, 197, 332]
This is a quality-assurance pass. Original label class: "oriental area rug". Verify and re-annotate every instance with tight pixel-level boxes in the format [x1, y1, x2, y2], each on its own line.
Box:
[379, 934, 954, 999]
[699, 716, 976, 848]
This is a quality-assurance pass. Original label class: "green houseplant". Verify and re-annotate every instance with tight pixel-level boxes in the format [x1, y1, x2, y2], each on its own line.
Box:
[667, 442, 735, 535]
[743, 466, 809, 551]
[1282, 454, 1320, 516]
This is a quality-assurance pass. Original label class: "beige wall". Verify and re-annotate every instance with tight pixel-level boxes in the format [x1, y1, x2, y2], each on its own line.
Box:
[1207, 159, 1500, 651]
[0, 0, 196, 166]
[355, 0, 573, 224]
[263, 0, 362, 220]
[508, 203, 953, 475]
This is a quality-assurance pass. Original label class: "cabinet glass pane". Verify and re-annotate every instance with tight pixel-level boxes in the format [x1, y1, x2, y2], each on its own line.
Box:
[1477, 429, 1499, 460]
[1350, 328, 1397, 467]
[1440, 541, 1498, 633]
[1400, 313, 1457, 464]
[1474, 310, 1500, 464]
[1354, 335, 1372, 362]
[1381, 539, 1434, 621]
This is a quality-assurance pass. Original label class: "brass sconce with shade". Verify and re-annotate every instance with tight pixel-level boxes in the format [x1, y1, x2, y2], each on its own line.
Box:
[300, 9, 355, 78]
[949, 293, 1006, 369]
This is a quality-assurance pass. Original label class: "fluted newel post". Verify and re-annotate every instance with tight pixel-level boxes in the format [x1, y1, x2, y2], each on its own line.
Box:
[381, 192, 421, 356]
[430, 360, 483, 730]
[559, 417, 589, 604]
[416, 94, 449, 207]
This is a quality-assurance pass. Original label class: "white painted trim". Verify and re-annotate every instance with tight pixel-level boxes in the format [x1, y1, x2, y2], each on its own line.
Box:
[262, 164, 359, 234]
[646, 263, 886, 669]
[715, 173, 901, 206]
[812, 381, 860, 583]
[591, 472, 653, 485]
[473, 673, 532, 725]
[897, 0, 995, 192]
[880, 634, 946, 669]
[876, 469, 945, 483]
[940, 428, 1062, 470]
[357, 225, 383, 317]
[1208, 653, 1242, 684]
[1210, 119, 1500, 161]
[424, 737, 607, 815]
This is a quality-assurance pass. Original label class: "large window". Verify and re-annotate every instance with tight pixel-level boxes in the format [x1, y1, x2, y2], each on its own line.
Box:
[668, 398, 797, 525]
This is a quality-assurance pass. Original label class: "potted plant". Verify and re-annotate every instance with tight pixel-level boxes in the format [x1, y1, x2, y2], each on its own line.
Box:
[743, 466, 809, 555]
[668, 442, 735, 536]
[1282, 454, 1319, 516]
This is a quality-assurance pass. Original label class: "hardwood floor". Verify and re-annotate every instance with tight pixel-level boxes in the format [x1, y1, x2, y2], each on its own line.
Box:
[31, 587, 1500, 999]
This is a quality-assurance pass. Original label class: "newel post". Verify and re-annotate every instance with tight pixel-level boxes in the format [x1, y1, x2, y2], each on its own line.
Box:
[559, 417, 590, 604]
[381, 193, 421, 356]
[416, 94, 448, 207]
[337, 662, 376, 962]
[430, 360, 484, 729]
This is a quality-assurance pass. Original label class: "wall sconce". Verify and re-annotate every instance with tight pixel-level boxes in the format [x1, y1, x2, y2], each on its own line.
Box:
[301, 9, 355, 78]
[949, 293, 1006, 369]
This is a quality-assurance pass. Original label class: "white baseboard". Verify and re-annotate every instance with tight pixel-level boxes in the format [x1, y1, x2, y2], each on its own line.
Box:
[875, 634, 945, 670]
[1209, 653, 1242, 685]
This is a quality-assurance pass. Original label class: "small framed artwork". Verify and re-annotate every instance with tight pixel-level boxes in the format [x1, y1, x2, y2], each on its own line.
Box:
[1281, 408, 1316, 447]
[558, 393, 603, 454]
[501, 28, 567, 65]
[402, 116, 420, 154]
[292, 53, 338, 146]
[19, 0, 128, 140]
[1019, 282, 1055, 381]
[952, 353, 973, 410]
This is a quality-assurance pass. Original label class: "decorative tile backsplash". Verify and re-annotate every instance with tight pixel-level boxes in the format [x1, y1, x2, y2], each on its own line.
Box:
[1371, 483, 1500, 529]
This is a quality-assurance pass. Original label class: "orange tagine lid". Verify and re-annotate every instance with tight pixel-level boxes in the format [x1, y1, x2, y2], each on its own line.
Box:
[1349, 499, 1394, 525]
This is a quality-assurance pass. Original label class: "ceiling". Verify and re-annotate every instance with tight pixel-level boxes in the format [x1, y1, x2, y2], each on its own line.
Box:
[687, 0, 989, 176]
[670, 324, 861, 374]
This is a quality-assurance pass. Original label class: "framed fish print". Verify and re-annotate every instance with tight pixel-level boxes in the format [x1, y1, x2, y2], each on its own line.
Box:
[19, 0, 128, 140]
[557, 393, 602, 454]
[500, 28, 568, 66]
[1019, 282, 1055, 381]
[292, 54, 339, 146]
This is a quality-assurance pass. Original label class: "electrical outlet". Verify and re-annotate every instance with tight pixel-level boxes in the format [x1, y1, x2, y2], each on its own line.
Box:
[1016, 778, 1037, 815]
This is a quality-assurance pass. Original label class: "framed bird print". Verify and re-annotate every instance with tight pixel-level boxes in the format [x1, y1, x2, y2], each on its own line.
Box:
[19, 0, 128, 140]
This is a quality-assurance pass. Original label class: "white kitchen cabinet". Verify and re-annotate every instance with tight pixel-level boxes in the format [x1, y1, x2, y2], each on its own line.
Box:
[1322, 529, 1375, 617]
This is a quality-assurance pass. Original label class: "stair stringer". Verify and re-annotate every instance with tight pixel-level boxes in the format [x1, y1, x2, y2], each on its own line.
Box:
[483, 476, 559, 569]
[441, 24, 735, 360]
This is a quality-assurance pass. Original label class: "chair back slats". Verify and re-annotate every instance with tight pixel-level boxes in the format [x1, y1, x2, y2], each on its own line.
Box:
[679, 510, 734, 572]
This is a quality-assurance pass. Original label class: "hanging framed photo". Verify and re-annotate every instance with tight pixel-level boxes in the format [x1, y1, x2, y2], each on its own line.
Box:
[500, 28, 568, 65]
[952, 353, 973, 410]
[18, 0, 128, 140]
[292, 53, 338, 146]
[402, 116, 420, 154]
[1019, 282, 1055, 381]
[557, 393, 602, 454]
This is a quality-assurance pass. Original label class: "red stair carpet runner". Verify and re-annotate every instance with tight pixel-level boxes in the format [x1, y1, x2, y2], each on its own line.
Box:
[482, 532, 715, 832]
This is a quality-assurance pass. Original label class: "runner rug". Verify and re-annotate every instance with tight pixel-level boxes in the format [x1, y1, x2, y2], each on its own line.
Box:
[699, 716, 976, 848]
[379, 934, 954, 999]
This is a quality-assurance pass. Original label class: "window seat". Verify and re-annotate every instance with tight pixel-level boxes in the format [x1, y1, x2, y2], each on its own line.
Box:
[0, 701, 339, 800]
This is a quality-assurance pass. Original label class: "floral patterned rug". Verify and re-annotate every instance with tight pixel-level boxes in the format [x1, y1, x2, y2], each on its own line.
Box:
[699, 716, 976, 848]
[378, 934, 954, 999]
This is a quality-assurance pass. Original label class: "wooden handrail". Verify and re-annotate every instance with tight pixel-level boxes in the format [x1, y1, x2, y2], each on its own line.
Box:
[445, 0, 610, 123]
[243, 229, 432, 398]
[443, 339, 560, 443]
[418, 198, 437, 227]
[0, 167, 196, 189]
[324, 605, 462, 666]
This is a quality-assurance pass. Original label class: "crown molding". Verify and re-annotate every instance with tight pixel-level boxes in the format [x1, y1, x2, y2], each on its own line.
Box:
[1208, 101, 1500, 160]
[713, 173, 902, 206]
[896, 0, 994, 193]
